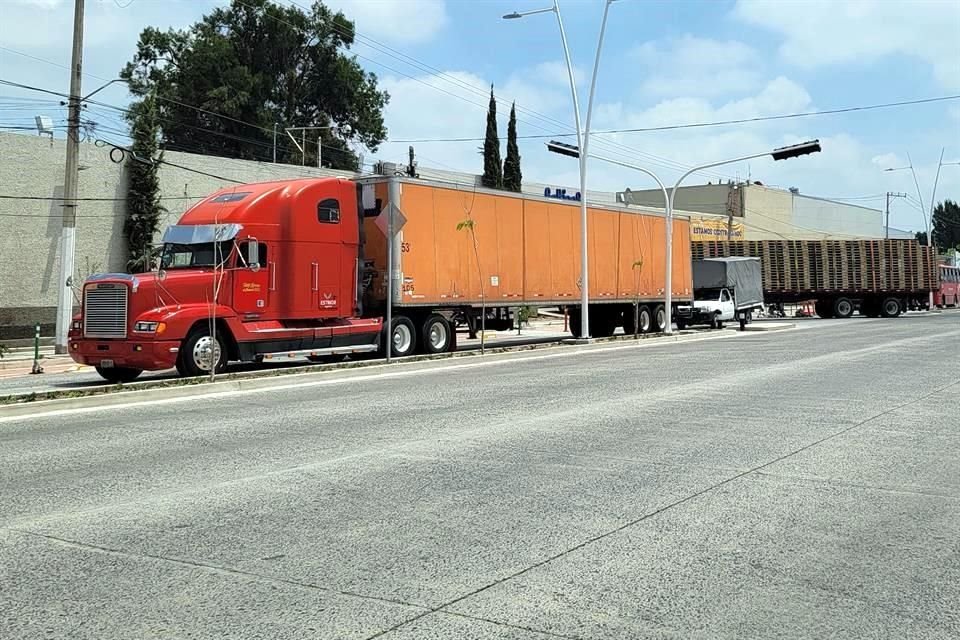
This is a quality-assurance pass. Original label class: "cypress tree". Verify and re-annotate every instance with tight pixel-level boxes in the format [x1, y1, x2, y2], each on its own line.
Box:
[503, 102, 522, 192]
[481, 85, 502, 189]
[124, 93, 165, 272]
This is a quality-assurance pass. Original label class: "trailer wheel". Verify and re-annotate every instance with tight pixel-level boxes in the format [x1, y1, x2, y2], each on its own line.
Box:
[385, 316, 417, 357]
[178, 326, 228, 377]
[880, 297, 902, 318]
[815, 300, 834, 319]
[623, 306, 638, 336]
[833, 297, 854, 319]
[638, 305, 653, 334]
[651, 304, 666, 333]
[422, 314, 453, 354]
[95, 366, 143, 384]
[568, 307, 583, 338]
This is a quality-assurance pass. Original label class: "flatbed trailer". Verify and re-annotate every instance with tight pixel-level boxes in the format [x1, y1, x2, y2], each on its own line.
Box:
[692, 239, 938, 318]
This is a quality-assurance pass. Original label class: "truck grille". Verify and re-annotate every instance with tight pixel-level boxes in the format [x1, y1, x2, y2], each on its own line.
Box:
[84, 284, 128, 338]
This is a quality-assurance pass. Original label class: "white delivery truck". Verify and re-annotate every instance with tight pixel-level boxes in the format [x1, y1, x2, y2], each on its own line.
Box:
[676, 257, 764, 330]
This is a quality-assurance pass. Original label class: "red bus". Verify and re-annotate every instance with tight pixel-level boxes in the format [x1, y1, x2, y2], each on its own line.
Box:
[935, 264, 959, 308]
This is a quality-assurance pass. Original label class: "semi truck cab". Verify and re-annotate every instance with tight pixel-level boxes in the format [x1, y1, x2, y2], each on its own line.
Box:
[68, 178, 384, 382]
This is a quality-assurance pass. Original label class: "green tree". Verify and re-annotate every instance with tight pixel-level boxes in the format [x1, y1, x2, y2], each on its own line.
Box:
[915, 231, 928, 246]
[502, 102, 522, 192]
[481, 86, 502, 189]
[931, 199, 960, 250]
[124, 94, 165, 273]
[120, 0, 388, 170]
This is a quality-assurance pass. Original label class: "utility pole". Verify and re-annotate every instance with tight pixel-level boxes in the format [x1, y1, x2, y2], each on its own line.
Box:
[55, 0, 85, 355]
[272, 123, 277, 163]
[885, 191, 908, 239]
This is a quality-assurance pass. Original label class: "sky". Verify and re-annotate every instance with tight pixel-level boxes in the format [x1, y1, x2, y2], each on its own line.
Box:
[1, 0, 959, 233]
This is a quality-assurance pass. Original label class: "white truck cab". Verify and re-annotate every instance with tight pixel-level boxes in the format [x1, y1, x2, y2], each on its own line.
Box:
[678, 287, 736, 329]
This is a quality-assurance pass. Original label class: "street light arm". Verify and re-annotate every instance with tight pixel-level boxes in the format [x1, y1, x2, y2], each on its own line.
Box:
[502, 6, 555, 19]
[81, 78, 125, 102]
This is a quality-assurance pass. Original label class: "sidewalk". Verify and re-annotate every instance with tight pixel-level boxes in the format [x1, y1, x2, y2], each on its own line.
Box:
[0, 351, 86, 378]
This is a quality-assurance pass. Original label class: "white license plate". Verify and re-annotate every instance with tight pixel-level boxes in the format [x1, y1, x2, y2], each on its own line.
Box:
[100, 359, 114, 368]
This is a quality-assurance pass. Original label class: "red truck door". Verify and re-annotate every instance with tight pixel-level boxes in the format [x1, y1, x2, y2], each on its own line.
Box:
[315, 198, 342, 315]
[234, 240, 270, 315]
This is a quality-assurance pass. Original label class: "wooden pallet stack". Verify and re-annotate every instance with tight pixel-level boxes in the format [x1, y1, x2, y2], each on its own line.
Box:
[692, 239, 938, 295]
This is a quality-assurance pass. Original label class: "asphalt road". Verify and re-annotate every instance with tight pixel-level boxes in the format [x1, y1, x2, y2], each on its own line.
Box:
[2, 314, 958, 639]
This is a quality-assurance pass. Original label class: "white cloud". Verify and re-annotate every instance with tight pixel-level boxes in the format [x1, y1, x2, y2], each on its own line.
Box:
[325, 0, 448, 45]
[733, 0, 960, 89]
[631, 36, 762, 98]
[870, 153, 904, 169]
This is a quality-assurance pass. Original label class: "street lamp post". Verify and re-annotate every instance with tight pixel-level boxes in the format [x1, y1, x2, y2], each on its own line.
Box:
[929, 150, 960, 238]
[884, 156, 928, 239]
[504, 0, 617, 340]
[549, 139, 822, 334]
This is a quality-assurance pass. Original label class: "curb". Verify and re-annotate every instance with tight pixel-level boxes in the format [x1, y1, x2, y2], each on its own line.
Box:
[0, 329, 736, 418]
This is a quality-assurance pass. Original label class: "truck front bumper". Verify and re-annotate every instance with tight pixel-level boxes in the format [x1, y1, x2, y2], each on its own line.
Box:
[68, 338, 181, 371]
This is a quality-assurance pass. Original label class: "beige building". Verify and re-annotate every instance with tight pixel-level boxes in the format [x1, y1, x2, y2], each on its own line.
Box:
[617, 182, 898, 241]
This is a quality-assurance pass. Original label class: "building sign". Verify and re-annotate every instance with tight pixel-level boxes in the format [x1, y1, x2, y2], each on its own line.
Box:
[544, 187, 581, 202]
[690, 217, 745, 241]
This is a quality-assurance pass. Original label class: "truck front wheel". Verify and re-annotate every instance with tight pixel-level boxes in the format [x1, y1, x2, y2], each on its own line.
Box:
[95, 366, 142, 384]
[177, 326, 228, 377]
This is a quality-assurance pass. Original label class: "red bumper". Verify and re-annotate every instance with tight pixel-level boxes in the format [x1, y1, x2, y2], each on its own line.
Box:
[69, 338, 181, 371]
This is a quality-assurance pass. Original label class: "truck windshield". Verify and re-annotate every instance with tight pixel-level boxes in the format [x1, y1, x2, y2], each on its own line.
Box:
[698, 288, 722, 300]
[160, 242, 232, 269]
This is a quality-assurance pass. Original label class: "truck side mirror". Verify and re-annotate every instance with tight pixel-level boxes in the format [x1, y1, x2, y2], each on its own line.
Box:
[247, 238, 259, 270]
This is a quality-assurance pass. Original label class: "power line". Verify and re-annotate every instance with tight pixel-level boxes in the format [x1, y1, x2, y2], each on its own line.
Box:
[390, 94, 960, 142]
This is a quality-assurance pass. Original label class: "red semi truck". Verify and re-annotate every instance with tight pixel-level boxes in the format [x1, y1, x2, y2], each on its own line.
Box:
[69, 176, 693, 382]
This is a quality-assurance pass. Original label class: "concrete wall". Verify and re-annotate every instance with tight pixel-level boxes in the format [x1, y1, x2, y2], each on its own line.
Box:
[741, 185, 796, 239]
[0, 131, 348, 338]
[791, 194, 883, 239]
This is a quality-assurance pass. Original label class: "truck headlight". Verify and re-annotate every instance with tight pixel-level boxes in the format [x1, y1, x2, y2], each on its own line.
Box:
[134, 321, 159, 333]
[72, 320, 82, 331]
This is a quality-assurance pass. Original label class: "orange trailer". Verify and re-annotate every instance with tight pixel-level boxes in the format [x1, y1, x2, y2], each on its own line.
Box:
[362, 177, 693, 338]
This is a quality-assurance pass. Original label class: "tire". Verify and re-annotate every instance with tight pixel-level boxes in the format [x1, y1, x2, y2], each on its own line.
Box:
[177, 326, 228, 377]
[710, 313, 720, 329]
[95, 366, 142, 384]
[568, 307, 583, 338]
[623, 306, 638, 336]
[651, 304, 666, 333]
[833, 297, 854, 319]
[675, 319, 687, 331]
[637, 305, 653, 334]
[592, 307, 620, 338]
[421, 314, 453, 354]
[385, 315, 417, 357]
[880, 297, 902, 318]
[815, 300, 834, 319]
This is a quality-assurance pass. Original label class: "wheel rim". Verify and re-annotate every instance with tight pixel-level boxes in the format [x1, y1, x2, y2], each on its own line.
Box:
[192, 335, 220, 371]
[640, 310, 651, 331]
[393, 324, 412, 353]
[837, 300, 852, 316]
[656, 308, 665, 329]
[884, 300, 899, 315]
[428, 321, 448, 350]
